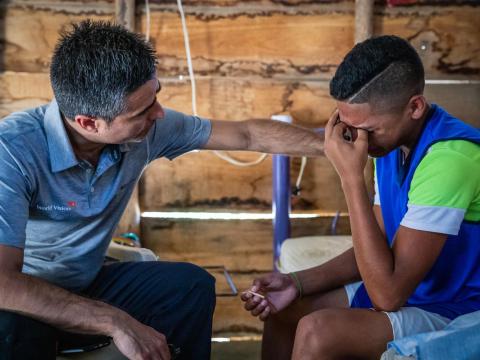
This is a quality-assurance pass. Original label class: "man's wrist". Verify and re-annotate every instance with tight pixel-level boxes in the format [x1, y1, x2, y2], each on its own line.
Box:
[96, 304, 129, 337]
[287, 272, 303, 299]
[341, 174, 365, 189]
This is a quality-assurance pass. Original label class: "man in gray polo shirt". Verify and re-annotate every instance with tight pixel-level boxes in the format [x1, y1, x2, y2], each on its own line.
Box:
[0, 21, 324, 360]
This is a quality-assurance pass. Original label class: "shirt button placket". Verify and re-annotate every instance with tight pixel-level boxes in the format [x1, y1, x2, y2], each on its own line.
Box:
[86, 166, 94, 208]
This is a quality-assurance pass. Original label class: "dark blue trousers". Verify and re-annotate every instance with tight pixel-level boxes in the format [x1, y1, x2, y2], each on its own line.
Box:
[0, 261, 216, 360]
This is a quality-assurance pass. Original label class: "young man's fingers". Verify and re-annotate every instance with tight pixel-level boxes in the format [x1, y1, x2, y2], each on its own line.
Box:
[259, 306, 271, 321]
[356, 128, 368, 143]
[240, 291, 251, 301]
[252, 278, 267, 292]
[331, 120, 348, 140]
[251, 300, 268, 316]
[244, 296, 263, 311]
[325, 109, 339, 138]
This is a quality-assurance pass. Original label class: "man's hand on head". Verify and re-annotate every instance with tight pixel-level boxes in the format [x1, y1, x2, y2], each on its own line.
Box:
[324, 109, 369, 183]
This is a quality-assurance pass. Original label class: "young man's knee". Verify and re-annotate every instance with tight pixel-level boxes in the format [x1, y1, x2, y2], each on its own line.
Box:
[295, 310, 342, 355]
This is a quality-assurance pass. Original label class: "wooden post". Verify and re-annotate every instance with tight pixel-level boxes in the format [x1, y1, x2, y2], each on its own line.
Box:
[355, 0, 376, 201]
[355, 0, 374, 44]
[114, 0, 141, 236]
[115, 0, 136, 30]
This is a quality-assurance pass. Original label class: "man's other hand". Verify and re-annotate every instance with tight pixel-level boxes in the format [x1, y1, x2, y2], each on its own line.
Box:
[112, 314, 171, 360]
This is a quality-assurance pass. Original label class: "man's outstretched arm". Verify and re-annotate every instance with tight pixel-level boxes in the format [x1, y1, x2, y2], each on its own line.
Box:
[203, 119, 324, 156]
[0, 244, 171, 359]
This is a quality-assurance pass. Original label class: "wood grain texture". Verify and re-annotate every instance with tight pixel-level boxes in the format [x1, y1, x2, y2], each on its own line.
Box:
[1, 2, 479, 77]
[141, 215, 351, 271]
[141, 151, 347, 212]
[377, 7, 480, 76]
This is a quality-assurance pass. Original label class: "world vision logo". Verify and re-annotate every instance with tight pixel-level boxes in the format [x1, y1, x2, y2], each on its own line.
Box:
[36, 201, 76, 212]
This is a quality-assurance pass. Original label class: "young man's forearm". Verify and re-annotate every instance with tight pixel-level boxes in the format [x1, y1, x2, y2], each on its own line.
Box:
[0, 271, 128, 336]
[246, 119, 324, 157]
[296, 247, 361, 296]
[341, 177, 396, 304]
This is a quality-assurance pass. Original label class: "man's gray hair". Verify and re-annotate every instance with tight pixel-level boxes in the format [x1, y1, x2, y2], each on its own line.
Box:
[50, 20, 157, 122]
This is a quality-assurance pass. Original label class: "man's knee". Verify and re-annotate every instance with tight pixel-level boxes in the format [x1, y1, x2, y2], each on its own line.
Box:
[175, 263, 215, 294]
[184, 263, 216, 308]
[0, 311, 57, 359]
[151, 262, 216, 310]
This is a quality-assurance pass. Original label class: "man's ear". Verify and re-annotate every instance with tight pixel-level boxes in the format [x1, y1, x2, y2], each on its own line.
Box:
[74, 115, 99, 133]
[409, 95, 427, 120]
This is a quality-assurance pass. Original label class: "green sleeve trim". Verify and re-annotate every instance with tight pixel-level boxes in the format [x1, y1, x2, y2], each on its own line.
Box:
[408, 140, 480, 222]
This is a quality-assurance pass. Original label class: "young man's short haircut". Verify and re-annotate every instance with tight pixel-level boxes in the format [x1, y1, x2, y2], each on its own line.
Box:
[50, 20, 157, 122]
[330, 35, 425, 113]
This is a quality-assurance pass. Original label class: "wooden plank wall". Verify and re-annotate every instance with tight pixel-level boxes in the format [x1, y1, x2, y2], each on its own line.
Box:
[1, 0, 479, 333]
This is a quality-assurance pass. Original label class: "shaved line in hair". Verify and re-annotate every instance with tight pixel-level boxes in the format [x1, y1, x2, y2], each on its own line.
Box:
[347, 63, 396, 104]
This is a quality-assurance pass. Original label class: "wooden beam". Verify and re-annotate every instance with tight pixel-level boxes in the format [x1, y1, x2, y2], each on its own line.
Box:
[355, 0, 374, 44]
[2, 4, 479, 78]
[115, 0, 136, 30]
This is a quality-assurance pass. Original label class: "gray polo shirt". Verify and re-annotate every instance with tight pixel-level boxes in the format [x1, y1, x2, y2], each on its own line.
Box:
[0, 101, 211, 291]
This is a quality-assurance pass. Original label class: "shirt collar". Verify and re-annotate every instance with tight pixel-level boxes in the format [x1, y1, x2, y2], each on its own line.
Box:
[44, 100, 79, 173]
[119, 143, 131, 152]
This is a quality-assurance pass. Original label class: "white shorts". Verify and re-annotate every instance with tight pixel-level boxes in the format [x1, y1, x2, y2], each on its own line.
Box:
[345, 281, 452, 340]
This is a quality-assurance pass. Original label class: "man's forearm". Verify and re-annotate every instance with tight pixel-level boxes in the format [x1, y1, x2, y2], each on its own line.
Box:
[342, 177, 396, 306]
[0, 272, 127, 336]
[246, 119, 324, 156]
[296, 247, 361, 296]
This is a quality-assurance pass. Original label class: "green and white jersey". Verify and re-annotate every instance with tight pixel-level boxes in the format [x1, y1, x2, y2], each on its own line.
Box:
[374, 140, 480, 235]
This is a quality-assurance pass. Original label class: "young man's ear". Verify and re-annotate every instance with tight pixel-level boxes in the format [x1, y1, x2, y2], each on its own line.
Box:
[74, 115, 99, 133]
[409, 95, 427, 120]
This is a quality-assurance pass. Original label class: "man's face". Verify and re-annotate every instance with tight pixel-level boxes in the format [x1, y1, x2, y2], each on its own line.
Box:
[97, 78, 164, 144]
[336, 101, 407, 158]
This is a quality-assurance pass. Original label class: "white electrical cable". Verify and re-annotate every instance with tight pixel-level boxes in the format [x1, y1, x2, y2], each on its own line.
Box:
[175, 0, 268, 167]
[176, 0, 197, 116]
[295, 156, 307, 193]
[214, 151, 268, 167]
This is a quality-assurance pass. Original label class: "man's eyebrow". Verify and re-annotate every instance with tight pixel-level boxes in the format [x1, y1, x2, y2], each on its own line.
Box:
[132, 80, 162, 117]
